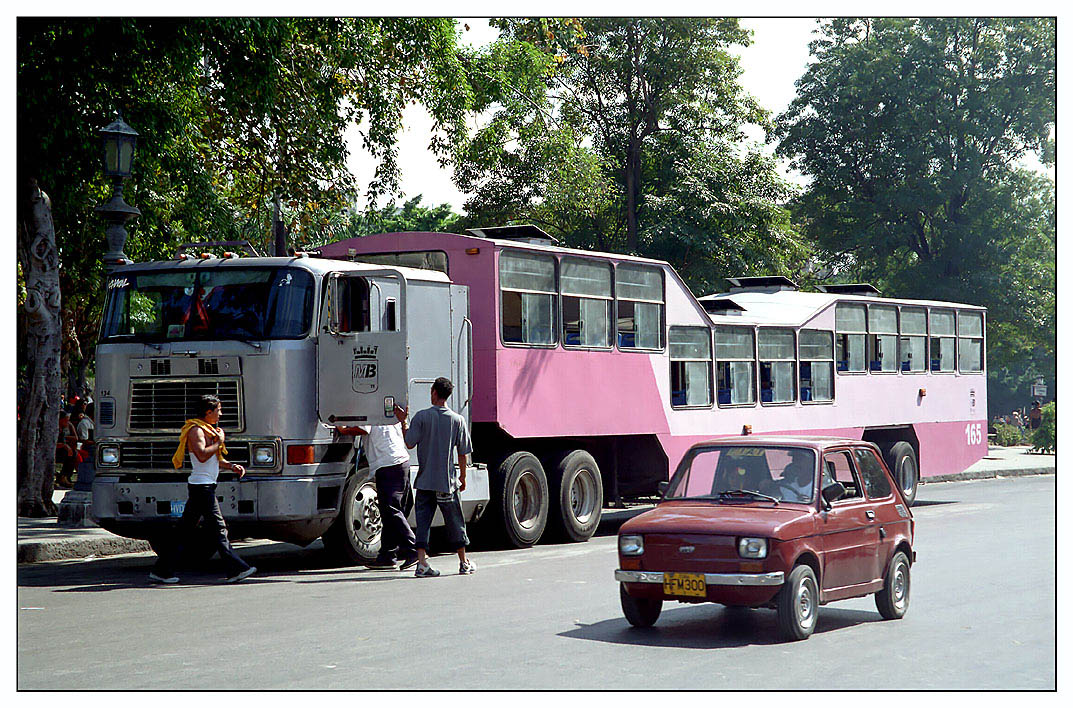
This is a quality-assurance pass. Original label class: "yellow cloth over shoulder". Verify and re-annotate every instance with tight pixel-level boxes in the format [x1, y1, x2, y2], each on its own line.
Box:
[172, 418, 228, 469]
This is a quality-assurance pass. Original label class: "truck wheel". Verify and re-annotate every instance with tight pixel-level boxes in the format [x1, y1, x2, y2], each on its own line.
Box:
[875, 551, 911, 620]
[321, 474, 381, 564]
[620, 583, 661, 627]
[492, 452, 548, 548]
[548, 450, 603, 542]
[886, 441, 918, 506]
[776, 564, 819, 641]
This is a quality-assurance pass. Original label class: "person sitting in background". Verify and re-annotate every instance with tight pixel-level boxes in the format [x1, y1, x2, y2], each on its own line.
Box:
[76, 402, 95, 465]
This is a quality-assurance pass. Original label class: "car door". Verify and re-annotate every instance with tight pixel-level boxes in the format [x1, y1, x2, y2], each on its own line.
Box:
[818, 449, 881, 591]
[854, 445, 906, 581]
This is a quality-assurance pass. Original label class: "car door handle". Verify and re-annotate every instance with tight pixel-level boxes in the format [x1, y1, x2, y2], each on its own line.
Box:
[866, 510, 876, 520]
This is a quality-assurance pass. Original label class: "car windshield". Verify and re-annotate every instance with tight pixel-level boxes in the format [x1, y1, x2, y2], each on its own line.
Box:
[99, 267, 314, 343]
[665, 446, 817, 504]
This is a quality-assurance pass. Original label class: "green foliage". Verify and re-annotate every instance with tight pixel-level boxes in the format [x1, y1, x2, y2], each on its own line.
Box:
[1030, 402, 1056, 453]
[993, 423, 1024, 448]
[315, 196, 462, 246]
[775, 18, 1055, 413]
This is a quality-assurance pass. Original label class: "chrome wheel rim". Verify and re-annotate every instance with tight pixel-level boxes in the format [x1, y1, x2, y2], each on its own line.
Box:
[351, 482, 382, 548]
[513, 470, 542, 530]
[892, 560, 909, 610]
[569, 467, 598, 525]
[796, 575, 818, 629]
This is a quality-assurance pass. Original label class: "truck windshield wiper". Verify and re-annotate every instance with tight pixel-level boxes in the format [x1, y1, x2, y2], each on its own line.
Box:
[233, 337, 262, 350]
[715, 489, 779, 504]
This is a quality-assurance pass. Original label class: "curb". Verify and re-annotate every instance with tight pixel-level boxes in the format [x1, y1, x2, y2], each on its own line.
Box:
[921, 467, 1055, 484]
[17, 537, 151, 564]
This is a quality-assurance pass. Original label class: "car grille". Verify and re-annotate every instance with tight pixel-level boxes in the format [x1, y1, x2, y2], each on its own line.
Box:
[118, 440, 250, 470]
[129, 378, 242, 432]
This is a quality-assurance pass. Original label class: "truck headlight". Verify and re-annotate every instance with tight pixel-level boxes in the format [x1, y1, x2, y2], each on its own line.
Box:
[619, 534, 645, 556]
[738, 537, 768, 559]
[99, 444, 120, 466]
[251, 444, 276, 466]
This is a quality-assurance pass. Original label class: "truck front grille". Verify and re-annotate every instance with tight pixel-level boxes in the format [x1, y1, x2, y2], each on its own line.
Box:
[118, 439, 250, 470]
[129, 378, 242, 432]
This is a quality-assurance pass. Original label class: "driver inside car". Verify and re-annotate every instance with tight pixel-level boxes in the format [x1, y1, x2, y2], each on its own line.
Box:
[774, 450, 815, 502]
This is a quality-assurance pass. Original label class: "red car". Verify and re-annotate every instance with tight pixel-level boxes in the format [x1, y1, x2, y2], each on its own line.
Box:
[615, 436, 914, 641]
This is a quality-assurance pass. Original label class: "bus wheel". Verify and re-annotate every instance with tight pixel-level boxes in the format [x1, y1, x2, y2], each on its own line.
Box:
[322, 474, 382, 564]
[886, 442, 918, 506]
[493, 451, 548, 548]
[549, 450, 603, 542]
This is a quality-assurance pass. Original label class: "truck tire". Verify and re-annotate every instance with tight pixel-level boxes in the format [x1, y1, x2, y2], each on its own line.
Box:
[548, 450, 603, 543]
[321, 474, 382, 564]
[885, 441, 918, 506]
[490, 451, 548, 548]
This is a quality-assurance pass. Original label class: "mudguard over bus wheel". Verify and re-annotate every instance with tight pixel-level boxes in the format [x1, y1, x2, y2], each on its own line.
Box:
[547, 450, 603, 543]
[321, 473, 382, 564]
[885, 441, 919, 506]
[488, 451, 549, 548]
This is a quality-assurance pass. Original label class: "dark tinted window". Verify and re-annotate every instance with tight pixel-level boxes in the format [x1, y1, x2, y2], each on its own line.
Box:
[855, 448, 893, 498]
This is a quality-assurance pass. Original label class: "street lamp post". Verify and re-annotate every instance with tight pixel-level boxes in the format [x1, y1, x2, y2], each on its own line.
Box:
[59, 113, 141, 526]
[96, 113, 140, 272]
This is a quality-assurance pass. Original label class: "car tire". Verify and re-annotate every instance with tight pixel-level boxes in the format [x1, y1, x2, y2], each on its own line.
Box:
[547, 450, 603, 543]
[875, 551, 911, 620]
[321, 474, 382, 565]
[885, 441, 918, 506]
[620, 583, 662, 628]
[490, 451, 549, 548]
[776, 564, 820, 641]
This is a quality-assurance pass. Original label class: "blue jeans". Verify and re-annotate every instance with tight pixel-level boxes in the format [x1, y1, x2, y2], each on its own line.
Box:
[414, 489, 469, 550]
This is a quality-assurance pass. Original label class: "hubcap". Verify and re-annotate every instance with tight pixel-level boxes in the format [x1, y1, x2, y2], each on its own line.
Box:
[796, 575, 817, 628]
[513, 470, 542, 530]
[569, 467, 597, 525]
[351, 483, 382, 547]
[892, 561, 908, 609]
[899, 457, 917, 495]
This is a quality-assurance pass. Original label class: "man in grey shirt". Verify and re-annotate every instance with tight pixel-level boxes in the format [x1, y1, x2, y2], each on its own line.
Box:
[395, 377, 474, 577]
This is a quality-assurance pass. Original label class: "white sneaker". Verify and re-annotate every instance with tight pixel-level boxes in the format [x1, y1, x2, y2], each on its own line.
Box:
[149, 572, 179, 584]
[414, 563, 441, 578]
[226, 566, 257, 583]
[459, 560, 477, 575]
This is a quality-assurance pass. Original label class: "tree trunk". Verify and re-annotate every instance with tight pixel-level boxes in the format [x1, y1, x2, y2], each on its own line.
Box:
[17, 179, 63, 517]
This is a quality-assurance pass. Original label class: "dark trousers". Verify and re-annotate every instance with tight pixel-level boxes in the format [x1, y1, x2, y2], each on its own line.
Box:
[152, 483, 250, 578]
[374, 463, 416, 561]
[414, 489, 469, 551]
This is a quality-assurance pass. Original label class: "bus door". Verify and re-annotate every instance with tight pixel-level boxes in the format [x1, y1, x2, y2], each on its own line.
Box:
[317, 270, 408, 426]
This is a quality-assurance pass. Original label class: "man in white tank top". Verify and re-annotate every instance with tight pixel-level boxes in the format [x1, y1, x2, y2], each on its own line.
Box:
[149, 395, 256, 584]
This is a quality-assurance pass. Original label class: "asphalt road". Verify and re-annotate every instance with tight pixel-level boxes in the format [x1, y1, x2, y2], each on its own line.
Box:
[18, 474, 1055, 690]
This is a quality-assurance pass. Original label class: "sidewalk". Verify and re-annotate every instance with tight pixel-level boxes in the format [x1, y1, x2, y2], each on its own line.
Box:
[17, 445, 1055, 564]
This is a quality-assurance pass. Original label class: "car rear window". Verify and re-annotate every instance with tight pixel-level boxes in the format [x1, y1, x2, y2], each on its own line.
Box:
[855, 448, 893, 498]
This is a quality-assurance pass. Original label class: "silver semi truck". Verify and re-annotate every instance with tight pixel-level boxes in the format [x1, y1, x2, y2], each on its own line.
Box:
[91, 252, 487, 563]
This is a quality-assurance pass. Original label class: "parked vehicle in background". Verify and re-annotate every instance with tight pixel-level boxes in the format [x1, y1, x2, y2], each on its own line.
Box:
[614, 436, 915, 641]
[320, 226, 987, 547]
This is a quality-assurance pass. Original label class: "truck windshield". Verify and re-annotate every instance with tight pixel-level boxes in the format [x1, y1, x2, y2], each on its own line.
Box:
[99, 267, 314, 343]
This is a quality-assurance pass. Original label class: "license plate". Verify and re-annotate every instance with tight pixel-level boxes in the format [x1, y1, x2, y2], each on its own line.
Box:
[170, 501, 186, 517]
[663, 572, 706, 597]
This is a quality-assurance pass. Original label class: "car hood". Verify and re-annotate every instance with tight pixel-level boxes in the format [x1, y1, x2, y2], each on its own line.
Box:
[620, 501, 815, 541]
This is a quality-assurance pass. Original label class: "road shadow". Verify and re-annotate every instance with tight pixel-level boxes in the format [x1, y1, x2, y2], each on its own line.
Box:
[558, 604, 880, 649]
[909, 499, 958, 508]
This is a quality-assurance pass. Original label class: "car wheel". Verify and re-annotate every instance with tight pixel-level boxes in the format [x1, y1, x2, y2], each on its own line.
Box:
[620, 583, 662, 628]
[776, 564, 819, 641]
[886, 441, 918, 506]
[548, 450, 603, 543]
[321, 474, 382, 564]
[875, 551, 911, 620]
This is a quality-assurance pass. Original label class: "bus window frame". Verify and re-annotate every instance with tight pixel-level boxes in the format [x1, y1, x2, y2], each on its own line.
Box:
[715, 325, 757, 408]
[758, 327, 797, 406]
[928, 307, 957, 374]
[798, 328, 835, 405]
[898, 306, 928, 375]
[559, 255, 614, 351]
[835, 302, 868, 376]
[957, 310, 985, 374]
[498, 248, 559, 349]
[867, 304, 900, 375]
[614, 262, 666, 353]
[669, 325, 714, 409]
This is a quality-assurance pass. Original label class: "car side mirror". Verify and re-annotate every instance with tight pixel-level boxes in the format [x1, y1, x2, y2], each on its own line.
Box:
[821, 482, 846, 509]
[658, 481, 669, 497]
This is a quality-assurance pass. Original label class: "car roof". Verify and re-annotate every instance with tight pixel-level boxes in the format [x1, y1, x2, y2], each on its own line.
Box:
[689, 435, 876, 451]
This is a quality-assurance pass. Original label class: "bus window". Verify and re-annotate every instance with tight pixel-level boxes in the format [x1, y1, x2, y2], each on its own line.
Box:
[500, 250, 556, 346]
[930, 308, 956, 372]
[799, 329, 834, 402]
[899, 307, 927, 373]
[835, 304, 866, 372]
[715, 326, 755, 405]
[868, 305, 899, 373]
[561, 257, 613, 348]
[616, 263, 664, 350]
[670, 327, 713, 407]
[759, 328, 796, 404]
[958, 311, 984, 373]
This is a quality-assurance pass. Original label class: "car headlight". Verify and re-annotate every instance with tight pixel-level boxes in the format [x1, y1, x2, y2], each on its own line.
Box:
[251, 443, 276, 466]
[738, 537, 768, 559]
[619, 534, 645, 556]
[99, 444, 120, 466]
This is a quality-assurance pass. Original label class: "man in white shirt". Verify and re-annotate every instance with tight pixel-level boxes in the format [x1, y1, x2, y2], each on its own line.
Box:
[336, 422, 418, 570]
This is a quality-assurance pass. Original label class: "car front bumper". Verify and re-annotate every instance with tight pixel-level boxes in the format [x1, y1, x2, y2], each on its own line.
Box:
[614, 570, 785, 586]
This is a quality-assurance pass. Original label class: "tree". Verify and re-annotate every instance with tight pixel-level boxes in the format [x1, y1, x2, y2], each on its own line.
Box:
[325, 196, 463, 244]
[774, 18, 1055, 416]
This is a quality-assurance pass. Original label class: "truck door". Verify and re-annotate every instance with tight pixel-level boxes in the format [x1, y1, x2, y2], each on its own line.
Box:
[317, 270, 408, 425]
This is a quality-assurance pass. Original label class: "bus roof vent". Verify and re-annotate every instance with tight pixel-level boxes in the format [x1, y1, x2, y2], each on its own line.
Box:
[466, 225, 559, 245]
[698, 297, 746, 315]
[816, 283, 881, 297]
[725, 275, 798, 293]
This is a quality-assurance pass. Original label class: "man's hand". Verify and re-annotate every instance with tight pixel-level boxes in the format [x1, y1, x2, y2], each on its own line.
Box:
[393, 404, 408, 424]
[232, 464, 245, 479]
[215, 427, 226, 443]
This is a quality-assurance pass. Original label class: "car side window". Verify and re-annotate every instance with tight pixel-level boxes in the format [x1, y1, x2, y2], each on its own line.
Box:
[823, 451, 862, 500]
[854, 448, 893, 499]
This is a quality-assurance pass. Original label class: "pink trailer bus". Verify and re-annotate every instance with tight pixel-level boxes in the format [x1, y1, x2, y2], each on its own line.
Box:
[317, 226, 987, 547]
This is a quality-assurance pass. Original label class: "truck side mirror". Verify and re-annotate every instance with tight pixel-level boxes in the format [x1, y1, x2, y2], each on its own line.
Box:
[658, 481, 669, 497]
[821, 482, 846, 509]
